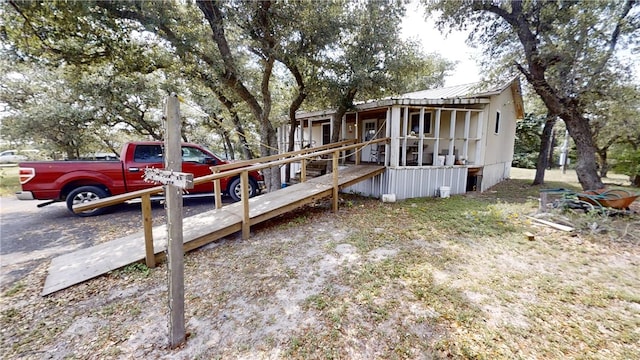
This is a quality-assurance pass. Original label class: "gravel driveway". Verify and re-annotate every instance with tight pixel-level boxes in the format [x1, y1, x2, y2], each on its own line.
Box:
[0, 196, 220, 290]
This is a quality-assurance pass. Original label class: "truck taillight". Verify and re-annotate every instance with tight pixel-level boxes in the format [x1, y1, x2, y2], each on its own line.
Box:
[19, 167, 35, 184]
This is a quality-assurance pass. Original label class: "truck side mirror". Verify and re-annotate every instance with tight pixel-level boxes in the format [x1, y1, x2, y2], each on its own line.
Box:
[204, 157, 218, 165]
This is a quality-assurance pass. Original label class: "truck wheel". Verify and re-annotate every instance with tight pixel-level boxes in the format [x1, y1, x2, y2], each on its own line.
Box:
[228, 177, 257, 202]
[66, 186, 109, 216]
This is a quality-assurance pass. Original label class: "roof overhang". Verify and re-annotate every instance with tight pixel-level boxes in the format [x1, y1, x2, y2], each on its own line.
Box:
[354, 97, 490, 111]
[296, 98, 490, 120]
[295, 78, 524, 120]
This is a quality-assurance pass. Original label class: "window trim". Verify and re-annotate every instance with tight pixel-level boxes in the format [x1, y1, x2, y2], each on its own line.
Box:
[409, 111, 433, 136]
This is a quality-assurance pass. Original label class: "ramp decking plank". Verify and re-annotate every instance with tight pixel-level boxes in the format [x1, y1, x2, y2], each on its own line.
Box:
[42, 165, 384, 295]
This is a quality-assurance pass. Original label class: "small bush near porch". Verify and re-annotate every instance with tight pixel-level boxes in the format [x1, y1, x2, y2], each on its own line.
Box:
[1, 174, 638, 359]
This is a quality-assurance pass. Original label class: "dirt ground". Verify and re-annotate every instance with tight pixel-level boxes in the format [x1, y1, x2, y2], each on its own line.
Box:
[1, 171, 638, 359]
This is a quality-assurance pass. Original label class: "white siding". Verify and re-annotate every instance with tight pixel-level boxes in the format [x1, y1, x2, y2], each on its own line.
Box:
[483, 91, 518, 165]
[480, 162, 511, 192]
[343, 167, 467, 200]
[342, 171, 388, 198]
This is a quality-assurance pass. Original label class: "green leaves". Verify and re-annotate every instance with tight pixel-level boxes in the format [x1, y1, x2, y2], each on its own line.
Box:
[2, 0, 456, 159]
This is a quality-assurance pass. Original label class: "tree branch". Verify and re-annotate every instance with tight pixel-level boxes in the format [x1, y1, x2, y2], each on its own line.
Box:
[7, 0, 63, 55]
[586, 0, 637, 89]
[196, 0, 263, 122]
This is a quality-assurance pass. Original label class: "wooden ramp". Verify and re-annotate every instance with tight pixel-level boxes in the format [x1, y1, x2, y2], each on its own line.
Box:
[42, 164, 385, 295]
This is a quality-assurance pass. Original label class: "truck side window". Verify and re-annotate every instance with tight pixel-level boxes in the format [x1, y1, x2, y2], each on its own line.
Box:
[182, 147, 208, 163]
[133, 145, 163, 162]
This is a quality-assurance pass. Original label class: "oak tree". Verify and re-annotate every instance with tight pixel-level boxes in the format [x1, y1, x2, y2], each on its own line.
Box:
[424, 0, 639, 190]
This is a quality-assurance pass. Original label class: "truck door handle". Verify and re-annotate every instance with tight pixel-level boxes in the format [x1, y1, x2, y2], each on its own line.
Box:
[129, 167, 140, 172]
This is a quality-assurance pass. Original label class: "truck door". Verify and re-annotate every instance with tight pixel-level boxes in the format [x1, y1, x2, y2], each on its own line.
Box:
[126, 144, 216, 193]
[180, 146, 215, 193]
[126, 144, 164, 192]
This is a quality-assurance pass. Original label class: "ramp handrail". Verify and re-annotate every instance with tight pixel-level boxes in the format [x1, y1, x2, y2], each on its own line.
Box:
[73, 137, 389, 268]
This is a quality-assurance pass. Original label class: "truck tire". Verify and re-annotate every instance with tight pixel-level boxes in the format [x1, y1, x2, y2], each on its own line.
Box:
[66, 186, 109, 217]
[228, 177, 257, 202]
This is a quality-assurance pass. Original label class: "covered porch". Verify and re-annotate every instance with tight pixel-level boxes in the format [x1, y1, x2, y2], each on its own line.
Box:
[286, 79, 522, 200]
[283, 103, 487, 199]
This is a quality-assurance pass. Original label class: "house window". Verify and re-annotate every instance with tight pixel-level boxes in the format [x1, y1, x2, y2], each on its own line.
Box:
[494, 111, 501, 134]
[410, 112, 432, 135]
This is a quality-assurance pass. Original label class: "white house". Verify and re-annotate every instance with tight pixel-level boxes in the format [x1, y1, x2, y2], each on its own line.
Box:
[279, 78, 524, 199]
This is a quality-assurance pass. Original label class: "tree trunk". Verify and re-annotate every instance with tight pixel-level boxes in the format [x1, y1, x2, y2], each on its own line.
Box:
[260, 116, 280, 192]
[516, 65, 603, 190]
[483, 1, 607, 191]
[214, 121, 234, 160]
[527, 80, 604, 190]
[223, 130, 234, 160]
[331, 88, 358, 143]
[331, 106, 347, 143]
[597, 149, 609, 178]
[198, 1, 279, 188]
[532, 114, 556, 185]
[518, 68, 604, 190]
[562, 111, 604, 190]
[208, 85, 253, 160]
[285, 65, 307, 184]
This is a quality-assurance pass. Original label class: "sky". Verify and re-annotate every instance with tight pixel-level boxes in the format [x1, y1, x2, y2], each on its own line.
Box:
[400, 1, 481, 87]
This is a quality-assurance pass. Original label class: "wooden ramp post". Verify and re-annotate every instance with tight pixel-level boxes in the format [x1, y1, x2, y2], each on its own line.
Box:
[141, 194, 155, 268]
[165, 94, 185, 349]
[213, 169, 222, 209]
[332, 151, 339, 212]
[146, 94, 190, 349]
[241, 170, 250, 239]
[300, 158, 307, 183]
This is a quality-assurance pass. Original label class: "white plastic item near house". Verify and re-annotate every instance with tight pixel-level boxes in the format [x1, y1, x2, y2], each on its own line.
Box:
[439, 186, 451, 198]
[437, 155, 445, 166]
[381, 193, 396, 202]
[445, 155, 455, 166]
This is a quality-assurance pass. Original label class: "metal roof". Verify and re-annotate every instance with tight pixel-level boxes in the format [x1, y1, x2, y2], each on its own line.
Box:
[296, 78, 522, 119]
[389, 80, 512, 100]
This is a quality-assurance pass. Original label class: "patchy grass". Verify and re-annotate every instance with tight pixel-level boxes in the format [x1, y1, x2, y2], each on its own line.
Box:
[1, 176, 638, 359]
[0, 166, 20, 197]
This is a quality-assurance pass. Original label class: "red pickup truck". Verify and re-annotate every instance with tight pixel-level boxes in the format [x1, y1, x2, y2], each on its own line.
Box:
[16, 141, 265, 216]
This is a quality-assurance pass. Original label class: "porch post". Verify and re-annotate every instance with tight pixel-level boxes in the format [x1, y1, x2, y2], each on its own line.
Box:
[389, 106, 401, 167]
[298, 118, 304, 151]
[449, 110, 456, 161]
[433, 109, 441, 165]
[329, 115, 334, 142]
[354, 112, 359, 164]
[276, 124, 282, 153]
[385, 109, 391, 167]
[307, 119, 312, 147]
[401, 107, 408, 166]
[418, 108, 425, 166]
[463, 111, 471, 162]
[475, 111, 485, 165]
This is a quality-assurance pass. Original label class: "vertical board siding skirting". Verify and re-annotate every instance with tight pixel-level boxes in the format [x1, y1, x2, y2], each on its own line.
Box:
[343, 167, 468, 200]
